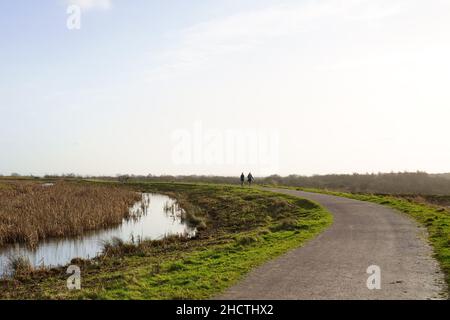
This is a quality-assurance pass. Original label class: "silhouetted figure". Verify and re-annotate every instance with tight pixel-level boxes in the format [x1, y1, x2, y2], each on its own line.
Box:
[247, 172, 254, 186]
[240, 173, 245, 187]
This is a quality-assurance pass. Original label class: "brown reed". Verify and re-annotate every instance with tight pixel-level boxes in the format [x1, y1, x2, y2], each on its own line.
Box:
[0, 181, 141, 248]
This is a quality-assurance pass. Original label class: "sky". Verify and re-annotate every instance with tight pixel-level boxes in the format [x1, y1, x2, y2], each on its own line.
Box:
[0, 0, 449, 176]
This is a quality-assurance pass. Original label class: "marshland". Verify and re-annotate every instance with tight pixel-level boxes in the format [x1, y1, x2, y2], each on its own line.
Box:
[0, 188, 196, 275]
[0, 179, 332, 299]
[0, 181, 142, 247]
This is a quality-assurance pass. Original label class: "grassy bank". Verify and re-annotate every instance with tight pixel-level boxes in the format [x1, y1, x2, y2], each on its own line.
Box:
[0, 182, 331, 299]
[290, 187, 450, 294]
[0, 181, 141, 247]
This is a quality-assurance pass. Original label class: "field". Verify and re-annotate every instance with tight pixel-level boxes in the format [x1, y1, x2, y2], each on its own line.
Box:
[0, 180, 141, 247]
[0, 181, 331, 299]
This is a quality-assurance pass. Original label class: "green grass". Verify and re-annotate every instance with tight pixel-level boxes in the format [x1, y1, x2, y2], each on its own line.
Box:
[0, 182, 331, 299]
[289, 187, 450, 294]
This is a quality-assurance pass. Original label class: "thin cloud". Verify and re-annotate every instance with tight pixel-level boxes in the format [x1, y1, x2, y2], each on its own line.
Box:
[151, 0, 405, 77]
[67, 0, 112, 11]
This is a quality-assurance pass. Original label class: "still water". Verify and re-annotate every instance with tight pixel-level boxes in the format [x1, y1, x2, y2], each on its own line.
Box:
[0, 193, 195, 275]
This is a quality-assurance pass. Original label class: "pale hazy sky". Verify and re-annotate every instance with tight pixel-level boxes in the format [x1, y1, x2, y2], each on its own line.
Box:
[1, 0, 449, 176]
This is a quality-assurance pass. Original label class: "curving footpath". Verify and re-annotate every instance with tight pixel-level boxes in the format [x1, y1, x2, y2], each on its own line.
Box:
[219, 188, 447, 300]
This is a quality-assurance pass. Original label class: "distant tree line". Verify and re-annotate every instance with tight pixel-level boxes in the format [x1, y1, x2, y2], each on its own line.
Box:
[2, 171, 450, 195]
[260, 172, 450, 195]
[108, 172, 450, 195]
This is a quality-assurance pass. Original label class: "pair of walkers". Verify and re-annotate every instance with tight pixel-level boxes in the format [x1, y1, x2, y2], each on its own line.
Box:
[240, 172, 254, 186]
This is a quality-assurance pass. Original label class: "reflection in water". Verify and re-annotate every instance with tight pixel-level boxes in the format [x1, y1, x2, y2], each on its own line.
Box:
[0, 193, 195, 275]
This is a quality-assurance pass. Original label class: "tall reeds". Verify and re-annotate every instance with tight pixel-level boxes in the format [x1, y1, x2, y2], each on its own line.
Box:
[0, 182, 141, 248]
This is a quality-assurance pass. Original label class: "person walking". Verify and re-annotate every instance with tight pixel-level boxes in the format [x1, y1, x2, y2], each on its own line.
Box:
[240, 172, 245, 187]
[247, 172, 254, 186]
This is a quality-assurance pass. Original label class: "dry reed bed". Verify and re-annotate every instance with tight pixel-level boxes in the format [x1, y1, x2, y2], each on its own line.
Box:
[0, 182, 141, 247]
